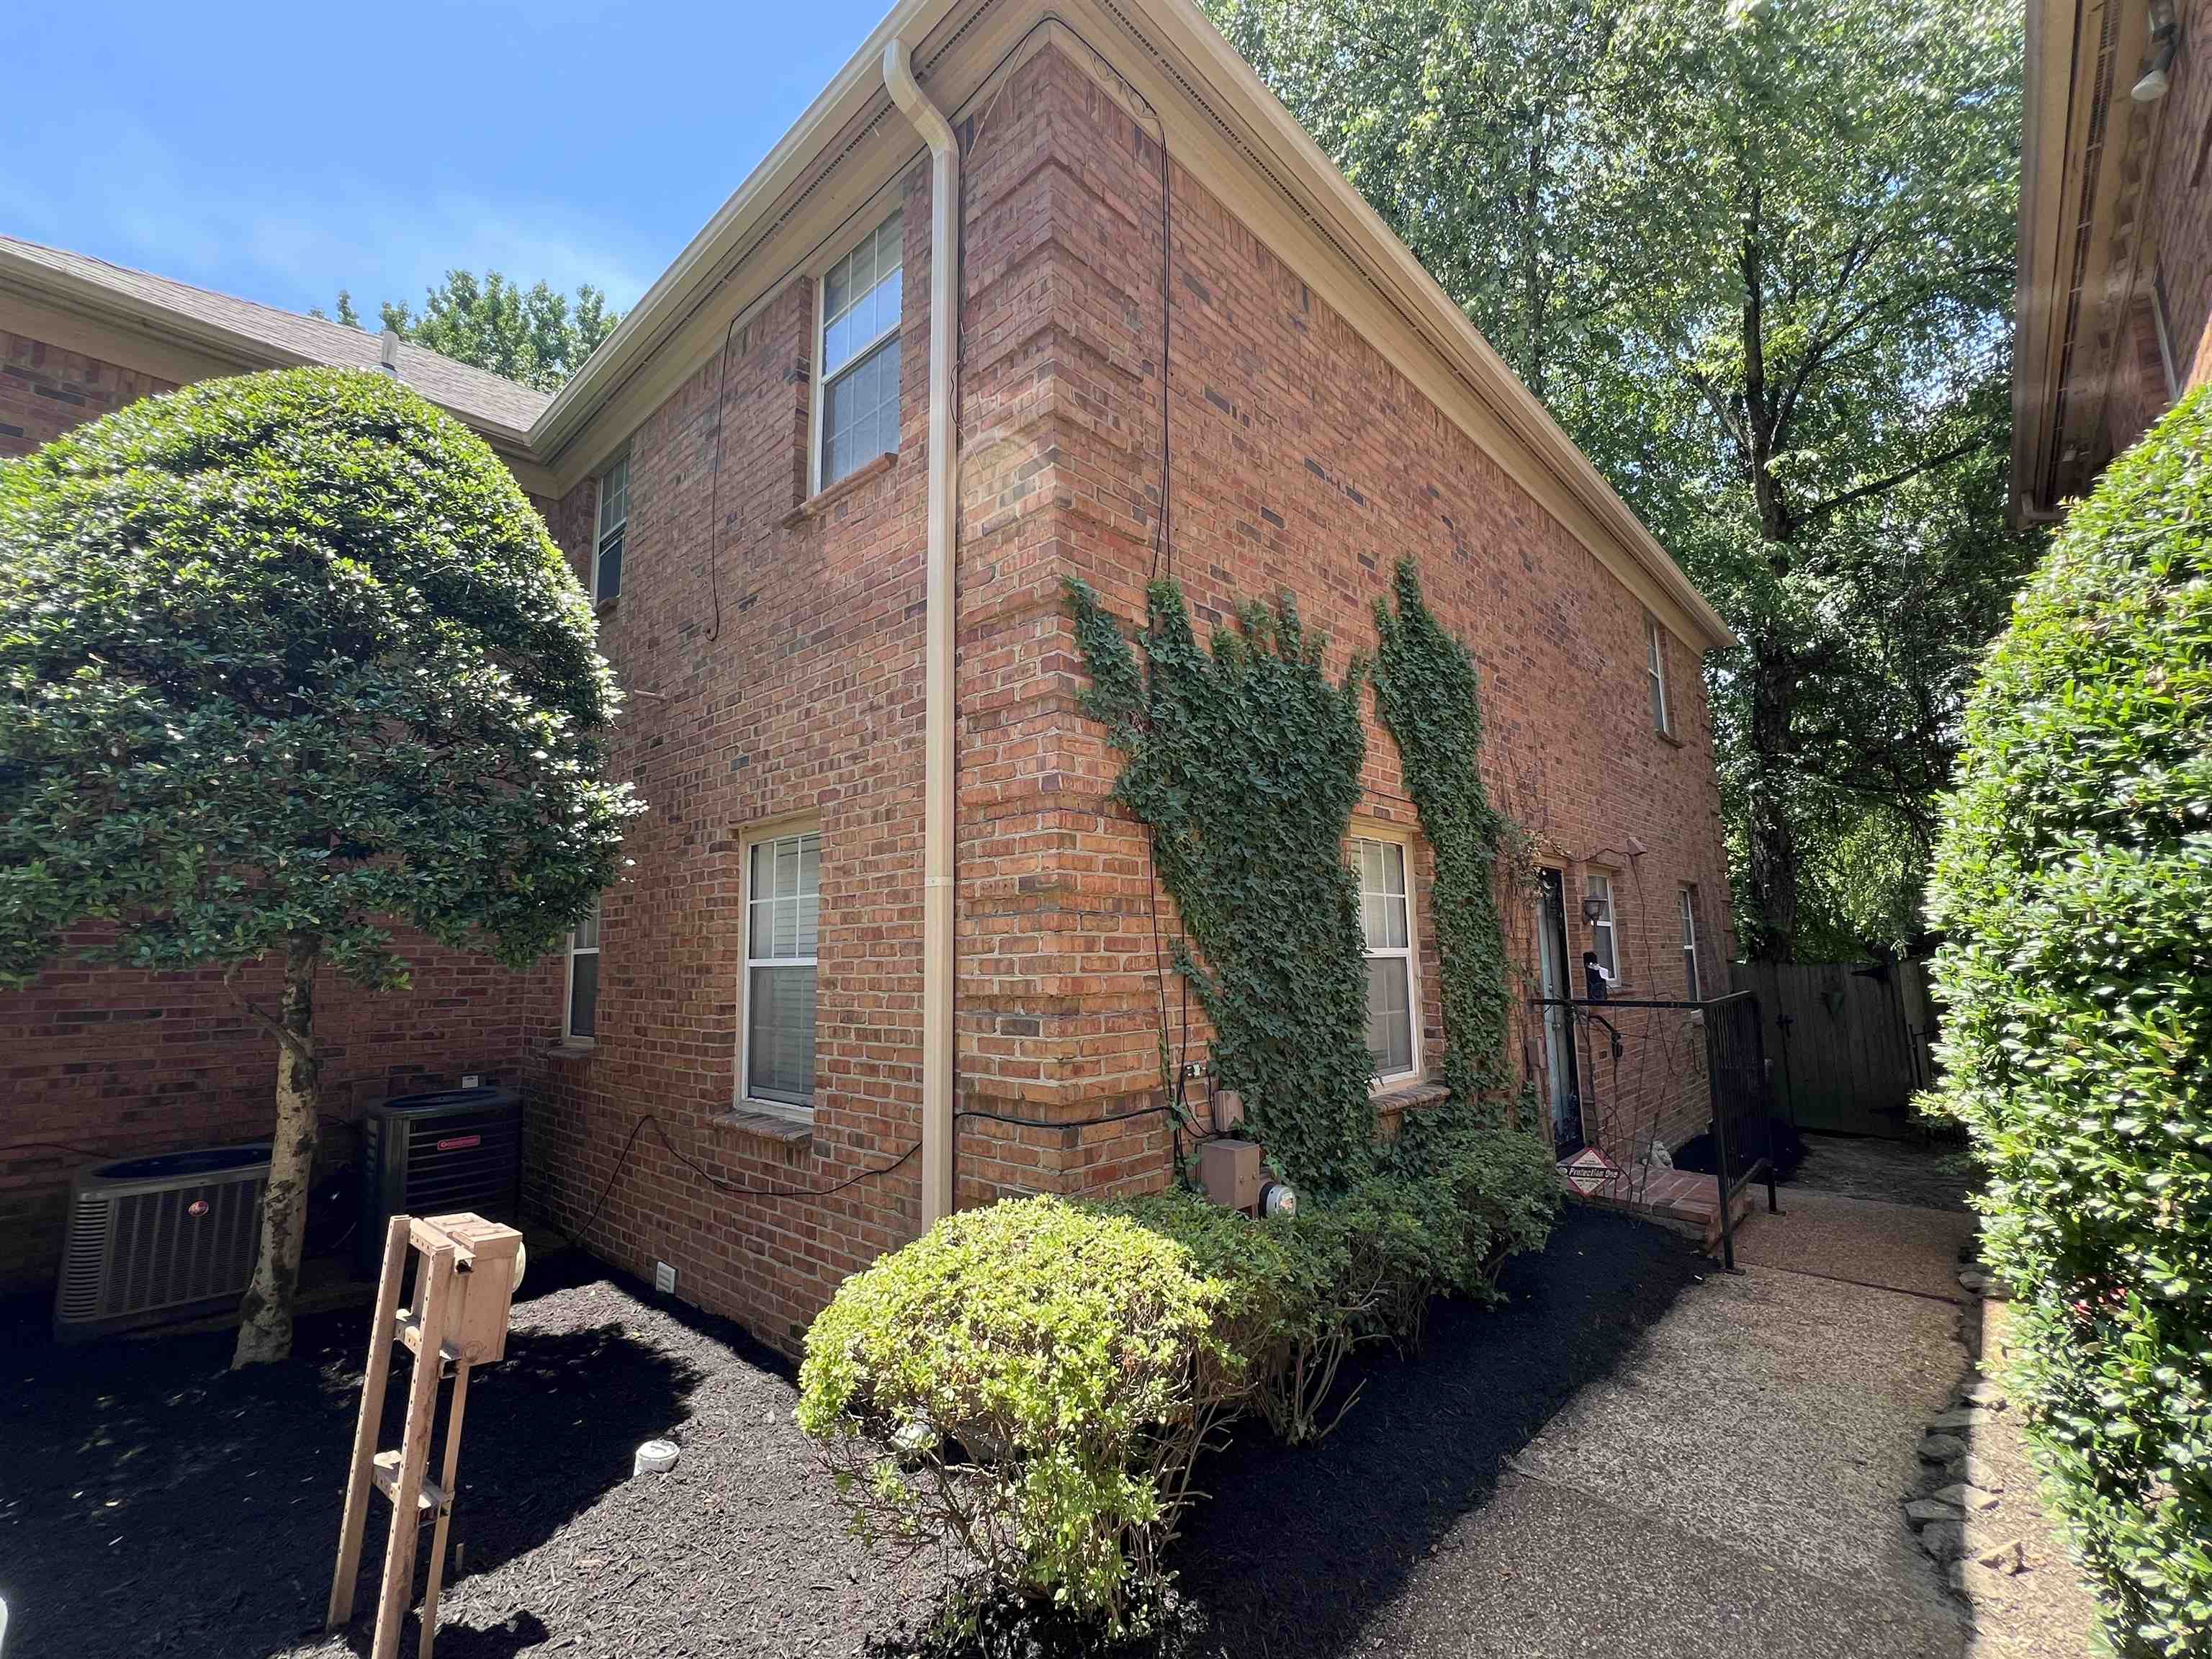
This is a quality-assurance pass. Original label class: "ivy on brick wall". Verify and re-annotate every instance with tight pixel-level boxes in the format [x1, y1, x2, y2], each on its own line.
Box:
[1066, 576, 1375, 1190]
[1371, 557, 1516, 1145]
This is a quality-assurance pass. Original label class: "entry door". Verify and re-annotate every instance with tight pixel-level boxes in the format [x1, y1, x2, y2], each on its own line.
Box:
[1537, 868, 1584, 1157]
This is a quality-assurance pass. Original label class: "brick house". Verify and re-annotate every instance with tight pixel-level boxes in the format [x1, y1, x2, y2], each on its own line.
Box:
[1, 0, 1736, 1349]
[2013, 0, 2212, 517]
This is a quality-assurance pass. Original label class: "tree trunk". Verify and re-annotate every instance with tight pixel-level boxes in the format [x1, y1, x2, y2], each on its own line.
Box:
[1744, 646, 1801, 959]
[233, 936, 320, 1368]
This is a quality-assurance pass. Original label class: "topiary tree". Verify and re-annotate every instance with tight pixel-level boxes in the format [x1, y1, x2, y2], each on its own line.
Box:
[0, 367, 641, 1366]
[1925, 387, 2212, 1655]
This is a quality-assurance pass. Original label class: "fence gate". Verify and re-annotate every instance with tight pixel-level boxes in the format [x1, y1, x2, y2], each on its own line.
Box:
[1731, 958, 1935, 1138]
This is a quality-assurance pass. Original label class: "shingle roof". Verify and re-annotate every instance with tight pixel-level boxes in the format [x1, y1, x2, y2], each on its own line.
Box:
[0, 235, 551, 439]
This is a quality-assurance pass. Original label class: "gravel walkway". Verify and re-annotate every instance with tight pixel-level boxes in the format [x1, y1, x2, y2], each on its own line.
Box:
[1787, 1131, 1980, 1212]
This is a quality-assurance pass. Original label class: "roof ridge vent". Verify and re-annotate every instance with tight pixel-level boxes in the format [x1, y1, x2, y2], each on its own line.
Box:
[378, 328, 403, 379]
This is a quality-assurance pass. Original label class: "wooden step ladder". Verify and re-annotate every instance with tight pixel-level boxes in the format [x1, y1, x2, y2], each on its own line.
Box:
[327, 1213, 521, 1659]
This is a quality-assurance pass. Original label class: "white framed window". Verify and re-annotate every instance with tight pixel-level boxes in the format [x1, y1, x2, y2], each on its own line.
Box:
[1353, 833, 1420, 1084]
[565, 900, 601, 1041]
[593, 454, 628, 604]
[813, 208, 904, 492]
[1679, 886, 1702, 1003]
[1646, 614, 1673, 737]
[739, 826, 822, 1115]
[1585, 872, 1617, 979]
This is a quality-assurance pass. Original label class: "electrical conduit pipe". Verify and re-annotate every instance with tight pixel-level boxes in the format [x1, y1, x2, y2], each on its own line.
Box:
[883, 40, 961, 1227]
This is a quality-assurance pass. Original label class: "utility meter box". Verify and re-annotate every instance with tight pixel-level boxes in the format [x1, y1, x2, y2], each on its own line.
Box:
[1197, 1139, 1264, 1213]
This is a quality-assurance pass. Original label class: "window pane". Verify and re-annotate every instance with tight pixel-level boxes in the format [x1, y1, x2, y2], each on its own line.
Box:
[1354, 839, 1408, 949]
[567, 951, 598, 1039]
[572, 902, 599, 950]
[822, 213, 904, 378]
[747, 963, 817, 1105]
[749, 834, 821, 959]
[599, 458, 627, 534]
[822, 338, 902, 486]
[595, 524, 623, 602]
[1364, 956, 1413, 1076]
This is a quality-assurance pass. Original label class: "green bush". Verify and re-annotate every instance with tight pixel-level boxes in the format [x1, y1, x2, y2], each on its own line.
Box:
[795, 1198, 1230, 1629]
[1925, 388, 2212, 1655]
[804, 1137, 1560, 1628]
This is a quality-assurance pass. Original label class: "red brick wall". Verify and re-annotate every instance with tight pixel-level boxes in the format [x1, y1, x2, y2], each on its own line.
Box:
[0, 330, 179, 457]
[1, 932, 559, 1290]
[518, 40, 1731, 1358]
[520, 162, 940, 1352]
[0, 337, 567, 1292]
[2149, 0, 2212, 402]
[2105, 0, 2212, 459]
[1010, 48, 1732, 1178]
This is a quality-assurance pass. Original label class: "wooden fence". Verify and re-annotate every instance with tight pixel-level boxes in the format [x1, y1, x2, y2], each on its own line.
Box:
[1730, 957, 1938, 1138]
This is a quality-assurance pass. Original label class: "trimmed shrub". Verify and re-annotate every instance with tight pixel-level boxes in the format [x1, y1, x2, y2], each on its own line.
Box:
[1925, 387, 2212, 1655]
[1097, 1189, 1357, 1444]
[795, 1198, 1231, 1629]
[804, 1135, 1560, 1629]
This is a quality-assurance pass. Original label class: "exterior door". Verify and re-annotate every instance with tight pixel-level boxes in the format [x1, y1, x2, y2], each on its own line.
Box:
[1537, 868, 1584, 1157]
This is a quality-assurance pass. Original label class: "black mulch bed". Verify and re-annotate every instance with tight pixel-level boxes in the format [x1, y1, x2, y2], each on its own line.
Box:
[0, 1208, 1701, 1659]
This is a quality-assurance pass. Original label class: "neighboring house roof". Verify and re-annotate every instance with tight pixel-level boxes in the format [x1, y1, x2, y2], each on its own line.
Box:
[2011, 0, 2172, 523]
[0, 235, 551, 445]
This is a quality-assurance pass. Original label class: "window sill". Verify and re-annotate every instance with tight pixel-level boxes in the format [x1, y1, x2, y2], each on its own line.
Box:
[595, 595, 620, 619]
[783, 451, 896, 526]
[1372, 1079, 1450, 1115]
[1654, 727, 1685, 749]
[712, 1106, 815, 1148]
[545, 1037, 598, 1057]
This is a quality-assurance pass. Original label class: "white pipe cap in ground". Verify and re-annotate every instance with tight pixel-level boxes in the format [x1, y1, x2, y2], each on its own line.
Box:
[633, 1439, 680, 1476]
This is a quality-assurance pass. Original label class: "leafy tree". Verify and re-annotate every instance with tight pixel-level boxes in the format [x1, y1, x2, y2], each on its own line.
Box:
[1213, 0, 2039, 957]
[309, 290, 363, 328]
[319, 271, 619, 392]
[379, 271, 619, 391]
[1924, 389, 2212, 1656]
[0, 368, 641, 1364]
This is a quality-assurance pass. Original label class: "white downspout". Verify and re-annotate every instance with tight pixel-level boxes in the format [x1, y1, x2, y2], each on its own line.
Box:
[884, 39, 961, 1228]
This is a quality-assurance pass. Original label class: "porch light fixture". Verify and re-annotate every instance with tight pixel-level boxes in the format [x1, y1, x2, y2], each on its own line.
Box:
[2134, 1, 2180, 102]
[1582, 894, 1609, 925]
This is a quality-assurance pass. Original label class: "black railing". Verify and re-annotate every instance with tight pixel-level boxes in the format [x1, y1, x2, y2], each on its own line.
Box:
[1528, 989, 1781, 1269]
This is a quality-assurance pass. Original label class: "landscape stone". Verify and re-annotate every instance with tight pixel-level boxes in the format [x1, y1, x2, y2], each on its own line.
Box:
[1930, 1407, 1986, 1431]
[1917, 1520, 1968, 1561]
[1919, 1432, 1968, 1462]
[1936, 1483, 2001, 1513]
[1905, 1496, 1961, 1524]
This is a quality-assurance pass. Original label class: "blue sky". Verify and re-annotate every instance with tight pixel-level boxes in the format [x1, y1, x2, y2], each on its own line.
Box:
[1, 0, 897, 320]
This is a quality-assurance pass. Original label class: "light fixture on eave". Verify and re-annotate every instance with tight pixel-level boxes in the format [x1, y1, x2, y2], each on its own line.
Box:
[2134, 0, 2180, 102]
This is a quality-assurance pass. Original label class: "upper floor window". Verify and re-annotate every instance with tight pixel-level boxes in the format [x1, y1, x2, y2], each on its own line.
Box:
[815, 209, 904, 490]
[1353, 834, 1419, 1084]
[594, 455, 628, 604]
[567, 900, 601, 1040]
[1646, 614, 1673, 737]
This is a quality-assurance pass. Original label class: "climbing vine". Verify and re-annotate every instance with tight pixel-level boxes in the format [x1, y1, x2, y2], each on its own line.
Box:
[1372, 557, 1518, 1148]
[1066, 577, 1375, 1191]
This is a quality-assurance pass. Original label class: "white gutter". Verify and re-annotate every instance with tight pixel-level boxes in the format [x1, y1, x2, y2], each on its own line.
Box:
[883, 38, 962, 1229]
